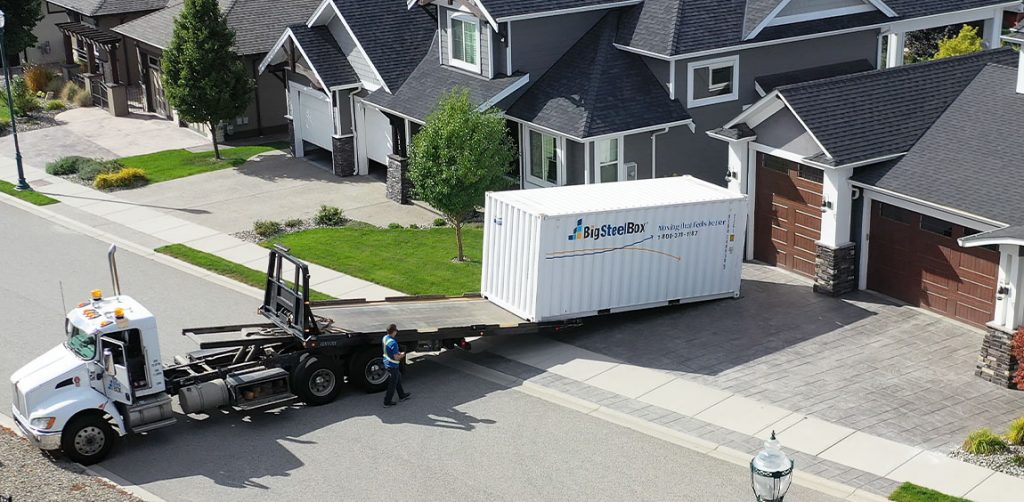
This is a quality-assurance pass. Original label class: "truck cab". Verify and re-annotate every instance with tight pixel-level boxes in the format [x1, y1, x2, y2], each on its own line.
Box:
[10, 289, 175, 464]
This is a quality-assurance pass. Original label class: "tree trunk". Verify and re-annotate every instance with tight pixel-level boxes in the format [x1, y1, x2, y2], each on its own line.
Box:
[454, 220, 465, 262]
[210, 122, 221, 159]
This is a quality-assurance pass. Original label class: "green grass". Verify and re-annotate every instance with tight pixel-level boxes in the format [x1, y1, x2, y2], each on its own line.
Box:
[0, 98, 10, 123]
[0, 180, 59, 206]
[267, 226, 483, 296]
[889, 483, 971, 502]
[156, 244, 334, 301]
[119, 144, 284, 184]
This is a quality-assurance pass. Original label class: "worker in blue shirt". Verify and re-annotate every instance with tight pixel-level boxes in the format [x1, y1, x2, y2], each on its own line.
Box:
[383, 324, 411, 407]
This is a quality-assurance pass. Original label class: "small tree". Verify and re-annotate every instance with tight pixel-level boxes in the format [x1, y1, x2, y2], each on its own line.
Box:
[934, 25, 984, 60]
[408, 88, 515, 262]
[0, 0, 44, 55]
[161, 0, 253, 159]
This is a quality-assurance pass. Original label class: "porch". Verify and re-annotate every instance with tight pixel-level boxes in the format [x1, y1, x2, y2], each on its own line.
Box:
[57, 21, 134, 117]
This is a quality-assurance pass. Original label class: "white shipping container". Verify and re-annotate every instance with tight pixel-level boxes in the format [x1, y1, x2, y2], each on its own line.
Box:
[482, 176, 748, 321]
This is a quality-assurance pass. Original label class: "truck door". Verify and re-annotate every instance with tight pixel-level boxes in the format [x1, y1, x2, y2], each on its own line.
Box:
[100, 337, 134, 405]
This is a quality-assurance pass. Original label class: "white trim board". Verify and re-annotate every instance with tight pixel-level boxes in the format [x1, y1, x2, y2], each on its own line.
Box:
[308, 0, 392, 94]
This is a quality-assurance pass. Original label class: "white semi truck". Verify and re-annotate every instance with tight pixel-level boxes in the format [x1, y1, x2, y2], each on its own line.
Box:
[11, 177, 747, 464]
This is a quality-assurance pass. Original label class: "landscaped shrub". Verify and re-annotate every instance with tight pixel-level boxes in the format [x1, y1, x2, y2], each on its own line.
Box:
[313, 205, 347, 227]
[60, 81, 82, 102]
[45, 99, 66, 112]
[1013, 455, 1024, 468]
[963, 428, 1009, 455]
[78, 159, 121, 181]
[1011, 327, 1024, 390]
[9, 77, 40, 116]
[409, 224, 420, 229]
[23, 66, 54, 94]
[1006, 417, 1024, 446]
[432, 217, 447, 227]
[283, 218, 304, 228]
[45, 156, 92, 176]
[93, 168, 148, 189]
[74, 89, 92, 107]
[253, 220, 283, 238]
[387, 223, 403, 229]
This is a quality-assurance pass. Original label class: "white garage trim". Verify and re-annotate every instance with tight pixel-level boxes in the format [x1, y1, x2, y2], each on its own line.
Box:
[293, 84, 334, 154]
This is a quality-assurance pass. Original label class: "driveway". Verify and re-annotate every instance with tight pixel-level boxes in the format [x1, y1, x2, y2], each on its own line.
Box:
[0, 108, 209, 167]
[114, 153, 440, 233]
[545, 264, 1024, 452]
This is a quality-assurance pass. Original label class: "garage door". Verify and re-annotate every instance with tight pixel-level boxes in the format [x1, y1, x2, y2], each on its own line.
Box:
[363, 105, 393, 165]
[754, 153, 823, 279]
[297, 87, 333, 151]
[868, 201, 999, 327]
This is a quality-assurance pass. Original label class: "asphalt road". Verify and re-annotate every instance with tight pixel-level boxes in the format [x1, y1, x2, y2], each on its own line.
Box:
[0, 202, 840, 502]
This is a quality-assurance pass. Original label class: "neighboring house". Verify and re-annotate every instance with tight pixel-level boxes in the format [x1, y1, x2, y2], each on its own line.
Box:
[112, 0, 321, 139]
[708, 46, 1024, 351]
[44, 0, 168, 112]
[259, 0, 1017, 180]
[14, 2, 67, 67]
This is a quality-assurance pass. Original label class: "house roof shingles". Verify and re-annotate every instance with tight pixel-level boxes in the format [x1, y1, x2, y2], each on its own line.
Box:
[333, 0, 436, 92]
[754, 59, 875, 94]
[364, 33, 526, 122]
[616, 0, 1015, 58]
[48, 0, 167, 17]
[507, 11, 689, 139]
[114, 0, 322, 56]
[853, 63, 1024, 228]
[477, 0, 640, 20]
[289, 25, 359, 88]
[777, 48, 1019, 166]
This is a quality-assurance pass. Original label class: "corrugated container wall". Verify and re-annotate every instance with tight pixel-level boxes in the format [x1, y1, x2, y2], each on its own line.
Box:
[482, 176, 748, 321]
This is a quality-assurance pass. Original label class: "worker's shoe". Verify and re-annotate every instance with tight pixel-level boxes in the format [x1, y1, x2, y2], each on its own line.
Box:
[399, 393, 412, 402]
[383, 401, 396, 408]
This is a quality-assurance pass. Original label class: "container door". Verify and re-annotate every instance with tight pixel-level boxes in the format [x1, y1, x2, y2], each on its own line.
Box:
[99, 337, 133, 405]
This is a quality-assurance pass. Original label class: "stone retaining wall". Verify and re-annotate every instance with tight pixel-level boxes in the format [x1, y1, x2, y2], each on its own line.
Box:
[814, 242, 857, 297]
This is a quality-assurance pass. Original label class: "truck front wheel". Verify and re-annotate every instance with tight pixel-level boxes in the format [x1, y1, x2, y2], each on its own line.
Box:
[349, 349, 389, 393]
[61, 414, 115, 465]
[292, 355, 342, 406]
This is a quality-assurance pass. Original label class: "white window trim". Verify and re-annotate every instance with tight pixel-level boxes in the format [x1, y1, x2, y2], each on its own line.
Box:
[687, 55, 740, 109]
[525, 129, 563, 187]
[593, 136, 626, 183]
[448, 13, 481, 73]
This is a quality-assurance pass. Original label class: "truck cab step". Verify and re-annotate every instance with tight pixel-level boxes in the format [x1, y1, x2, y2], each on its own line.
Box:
[131, 416, 177, 434]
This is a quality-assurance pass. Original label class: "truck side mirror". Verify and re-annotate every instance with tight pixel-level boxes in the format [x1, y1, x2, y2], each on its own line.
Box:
[103, 348, 116, 375]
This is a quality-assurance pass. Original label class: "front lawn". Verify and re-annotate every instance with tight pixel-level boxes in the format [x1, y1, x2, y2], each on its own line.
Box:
[889, 483, 970, 502]
[267, 226, 483, 296]
[156, 244, 334, 301]
[119, 144, 283, 184]
[0, 180, 59, 206]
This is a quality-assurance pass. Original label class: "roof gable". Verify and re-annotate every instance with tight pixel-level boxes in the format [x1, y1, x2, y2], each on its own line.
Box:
[49, 0, 168, 17]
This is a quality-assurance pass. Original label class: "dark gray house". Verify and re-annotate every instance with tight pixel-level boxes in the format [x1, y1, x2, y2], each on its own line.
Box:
[113, 0, 322, 138]
[710, 44, 1024, 384]
[259, 0, 1018, 183]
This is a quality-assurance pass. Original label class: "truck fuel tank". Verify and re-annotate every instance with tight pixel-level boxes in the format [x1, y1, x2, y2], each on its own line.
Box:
[178, 379, 230, 414]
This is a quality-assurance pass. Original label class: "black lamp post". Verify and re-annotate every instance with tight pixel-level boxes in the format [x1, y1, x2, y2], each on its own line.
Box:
[751, 431, 794, 502]
[0, 9, 31, 191]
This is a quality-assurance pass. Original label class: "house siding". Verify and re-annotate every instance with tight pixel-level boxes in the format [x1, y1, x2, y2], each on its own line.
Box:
[327, 16, 381, 90]
[508, 10, 604, 77]
[439, 6, 492, 77]
[624, 132, 653, 180]
[566, 139, 585, 185]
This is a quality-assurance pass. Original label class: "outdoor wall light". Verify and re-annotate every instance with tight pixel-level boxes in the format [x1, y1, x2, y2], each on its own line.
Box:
[821, 199, 833, 212]
[751, 431, 793, 502]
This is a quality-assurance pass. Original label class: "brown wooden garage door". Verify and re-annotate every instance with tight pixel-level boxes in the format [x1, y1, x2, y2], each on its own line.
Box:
[754, 153, 823, 279]
[868, 201, 999, 327]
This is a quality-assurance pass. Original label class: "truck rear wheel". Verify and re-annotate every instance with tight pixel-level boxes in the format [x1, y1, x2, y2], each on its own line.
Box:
[61, 414, 115, 465]
[291, 355, 342, 406]
[349, 349, 389, 393]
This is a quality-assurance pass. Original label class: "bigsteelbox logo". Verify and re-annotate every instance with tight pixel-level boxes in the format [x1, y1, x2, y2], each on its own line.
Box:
[568, 218, 647, 241]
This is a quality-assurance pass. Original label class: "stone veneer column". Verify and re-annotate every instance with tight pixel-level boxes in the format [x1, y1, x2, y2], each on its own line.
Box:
[386, 154, 411, 205]
[332, 136, 355, 176]
[977, 328, 1017, 388]
[813, 242, 857, 296]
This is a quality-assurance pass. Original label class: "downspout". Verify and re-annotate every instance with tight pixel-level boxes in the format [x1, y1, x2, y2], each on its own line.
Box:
[252, 57, 263, 136]
[650, 127, 670, 178]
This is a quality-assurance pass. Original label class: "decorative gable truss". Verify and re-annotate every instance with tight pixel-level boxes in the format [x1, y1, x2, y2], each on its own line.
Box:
[743, 0, 897, 40]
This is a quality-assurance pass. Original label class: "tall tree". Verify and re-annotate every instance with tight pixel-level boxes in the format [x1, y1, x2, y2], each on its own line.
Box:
[934, 24, 984, 60]
[408, 88, 515, 262]
[0, 0, 44, 55]
[161, 0, 253, 159]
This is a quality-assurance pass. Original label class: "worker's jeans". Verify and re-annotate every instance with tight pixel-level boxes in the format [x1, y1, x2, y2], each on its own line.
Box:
[384, 366, 406, 404]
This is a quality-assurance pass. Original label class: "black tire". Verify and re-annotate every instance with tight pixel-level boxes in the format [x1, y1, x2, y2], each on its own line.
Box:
[61, 414, 115, 465]
[348, 348, 390, 393]
[291, 355, 342, 406]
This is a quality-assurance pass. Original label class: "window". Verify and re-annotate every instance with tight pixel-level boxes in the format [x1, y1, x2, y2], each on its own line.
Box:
[687, 56, 739, 108]
[449, 14, 480, 72]
[529, 130, 559, 186]
[596, 138, 620, 183]
[920, 215, 954, 237]
[879, 203, 913, 225]
[798, 165, 823, 184]
[762, 155, 792, 174]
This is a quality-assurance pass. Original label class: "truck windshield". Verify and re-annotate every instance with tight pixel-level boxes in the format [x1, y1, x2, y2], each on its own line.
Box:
[66, 326, 97, 360]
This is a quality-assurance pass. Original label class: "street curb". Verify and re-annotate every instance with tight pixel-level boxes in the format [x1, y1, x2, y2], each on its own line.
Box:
[0, 192, 263, 300]
[436, 355, 888, 502]
[0, 412, 167, 502]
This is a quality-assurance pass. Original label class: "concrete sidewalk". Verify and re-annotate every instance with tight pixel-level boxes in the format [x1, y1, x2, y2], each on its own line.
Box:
[0, 157, 401, 300]
[455, 334, 1023, 502]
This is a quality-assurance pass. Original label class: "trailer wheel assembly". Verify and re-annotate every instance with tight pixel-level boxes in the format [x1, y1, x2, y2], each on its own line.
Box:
[61, 414, 115, 465]
[291, 355, 342, 406]
[349, 348, 389, 393]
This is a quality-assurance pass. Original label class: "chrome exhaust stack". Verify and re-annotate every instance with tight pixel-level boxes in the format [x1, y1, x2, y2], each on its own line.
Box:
[108, 245, 122, 297]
